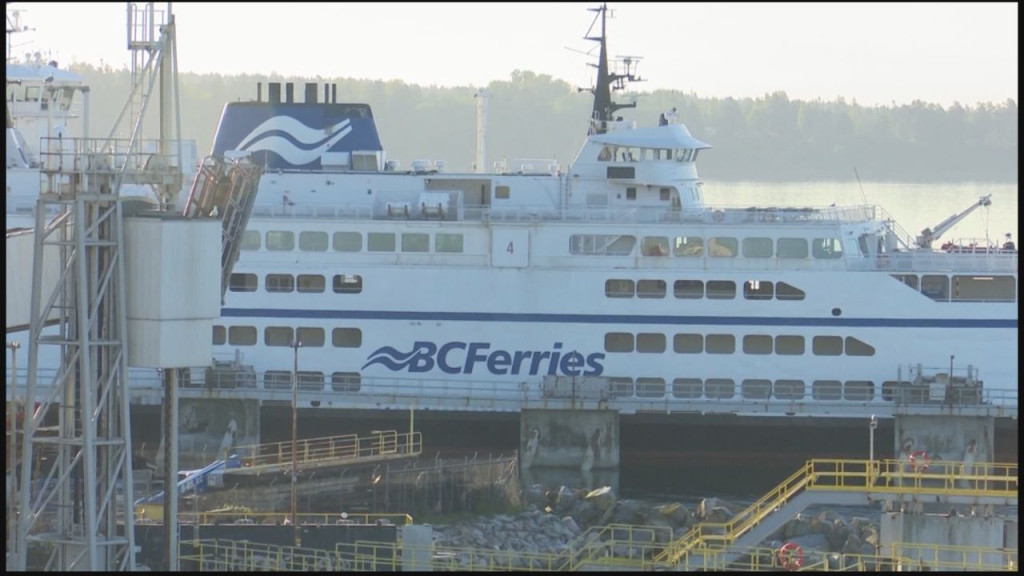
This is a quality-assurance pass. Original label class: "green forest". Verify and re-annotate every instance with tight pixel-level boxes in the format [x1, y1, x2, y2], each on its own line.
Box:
[71, 64, 1018, 183]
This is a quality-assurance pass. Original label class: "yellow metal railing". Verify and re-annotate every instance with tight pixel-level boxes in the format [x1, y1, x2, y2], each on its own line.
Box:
[655, 458, 1018, 567]
[177, 458, 1018, 572]
[178, 536, 1018, 572]
[180, 539, 335, 571]
[655, 460, 815, 566]
[177, 511, 413, 526]
[890, 541, 1018, 572]
[553, 523, 673, 571]
[230, 430, 422, 473]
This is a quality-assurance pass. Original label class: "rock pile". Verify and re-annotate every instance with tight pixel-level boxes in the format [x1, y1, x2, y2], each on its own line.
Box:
[428, 484, 880, 569]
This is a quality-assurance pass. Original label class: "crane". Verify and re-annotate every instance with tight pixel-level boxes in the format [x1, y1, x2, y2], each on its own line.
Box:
[915, 194, 992, 249]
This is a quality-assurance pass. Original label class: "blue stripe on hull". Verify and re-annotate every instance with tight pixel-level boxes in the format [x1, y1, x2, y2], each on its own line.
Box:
[220, 308, 1016, 329]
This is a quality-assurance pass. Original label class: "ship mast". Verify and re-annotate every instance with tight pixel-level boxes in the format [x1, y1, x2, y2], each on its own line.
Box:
[584, 3, 642, 135]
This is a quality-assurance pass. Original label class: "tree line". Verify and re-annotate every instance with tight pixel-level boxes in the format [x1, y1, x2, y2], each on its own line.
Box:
[70, 64, 1017, 182]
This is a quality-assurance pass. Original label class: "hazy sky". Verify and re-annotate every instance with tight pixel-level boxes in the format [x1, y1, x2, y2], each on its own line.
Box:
[7, 2, 1018, 108]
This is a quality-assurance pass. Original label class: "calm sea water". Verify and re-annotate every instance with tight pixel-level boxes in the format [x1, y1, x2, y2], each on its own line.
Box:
[704, 180, 1018, 247]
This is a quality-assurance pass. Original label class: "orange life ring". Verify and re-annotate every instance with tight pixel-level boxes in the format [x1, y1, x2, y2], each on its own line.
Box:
[909, 450, 931, 472]
[712, 210, 725, 222]
[778, 542, 804, 571]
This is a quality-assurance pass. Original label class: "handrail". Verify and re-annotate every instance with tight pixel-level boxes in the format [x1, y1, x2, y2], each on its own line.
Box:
[229, 430, 422, 472]
[655, 458, 1018, 567]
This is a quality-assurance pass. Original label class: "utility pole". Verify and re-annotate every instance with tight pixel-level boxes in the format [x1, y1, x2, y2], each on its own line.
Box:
[290, 338, 302, 529]
[6, 341, 21, 562]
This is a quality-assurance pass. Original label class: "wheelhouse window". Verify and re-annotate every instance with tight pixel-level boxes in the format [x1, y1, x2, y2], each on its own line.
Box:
[812, 237, 843, 259]
[777, 238, 809, 259]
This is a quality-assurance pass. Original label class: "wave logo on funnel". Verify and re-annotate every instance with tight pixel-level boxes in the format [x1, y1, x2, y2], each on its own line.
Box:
[234, 116, 351, 166]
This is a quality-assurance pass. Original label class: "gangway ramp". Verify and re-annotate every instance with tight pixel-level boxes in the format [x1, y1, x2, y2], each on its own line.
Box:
[654, 458, 1018, 570]
[225, 429, 422, 478]
[181, 155, 262, 300]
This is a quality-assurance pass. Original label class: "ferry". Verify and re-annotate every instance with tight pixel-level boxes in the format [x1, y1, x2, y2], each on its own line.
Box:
[6, 4, 1017, 418]
[196, 4, 1016, 413]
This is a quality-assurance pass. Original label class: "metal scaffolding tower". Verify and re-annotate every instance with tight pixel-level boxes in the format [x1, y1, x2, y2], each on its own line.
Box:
[12, 3, 183, 571]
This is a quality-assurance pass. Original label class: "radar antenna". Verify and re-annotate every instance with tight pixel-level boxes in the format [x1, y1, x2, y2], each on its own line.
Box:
[579, 4, 644, 135]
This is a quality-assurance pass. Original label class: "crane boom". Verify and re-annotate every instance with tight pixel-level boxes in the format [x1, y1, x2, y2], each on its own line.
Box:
[915, 194, 992, 249]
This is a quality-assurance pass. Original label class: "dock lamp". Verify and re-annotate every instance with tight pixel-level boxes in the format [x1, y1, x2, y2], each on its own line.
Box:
[869, 414, 878, 478]
[291, 338, 302, 529]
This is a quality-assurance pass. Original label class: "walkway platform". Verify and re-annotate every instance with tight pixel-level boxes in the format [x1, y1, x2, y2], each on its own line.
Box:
[225, 429, 422, 478]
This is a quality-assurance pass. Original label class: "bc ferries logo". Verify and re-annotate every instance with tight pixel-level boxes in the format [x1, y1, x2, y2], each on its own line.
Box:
[234, 116, 352, 166]
[362, 341, 605, 377]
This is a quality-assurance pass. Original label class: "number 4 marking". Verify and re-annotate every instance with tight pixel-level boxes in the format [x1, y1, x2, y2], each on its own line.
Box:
[506, 241, 514, 254]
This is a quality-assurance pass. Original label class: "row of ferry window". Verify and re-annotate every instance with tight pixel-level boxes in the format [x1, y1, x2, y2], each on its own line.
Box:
[603, 333, 875, 356]
[571, 234, 844, 259]
[602, 378, 887, 401]
[240, 230, 465, 253]
[262, 371, 362, 393]
[229, 273, 363, 294]
[245, 373, 918, 402]
[213, 326, 363, 348]
[892, 274, 1017, 303]
[606, 279, 805, 300]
